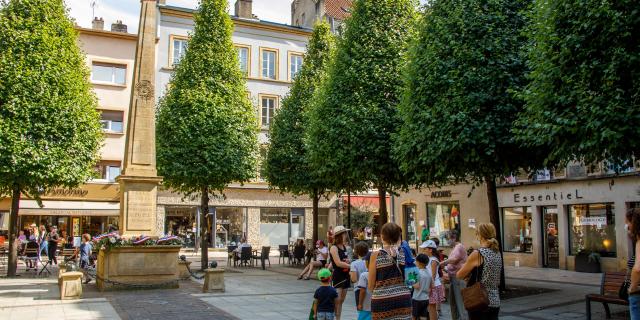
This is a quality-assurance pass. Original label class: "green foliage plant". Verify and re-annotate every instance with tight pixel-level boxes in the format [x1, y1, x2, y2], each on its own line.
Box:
[394, 0, 539, 289]
[156, 0, 258, 270]
[0, 0, 104, 277]
[306, 0, 417, 226]
[515, 0, 640, 169]
[263, 22, 335, 243]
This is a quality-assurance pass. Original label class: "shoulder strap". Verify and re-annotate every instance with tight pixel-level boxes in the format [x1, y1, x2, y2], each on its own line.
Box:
[476, 249, 485, 283]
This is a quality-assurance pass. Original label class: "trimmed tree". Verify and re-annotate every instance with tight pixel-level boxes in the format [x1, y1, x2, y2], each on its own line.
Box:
[394, 0, 539, 290]
[306, 0, 416, 226]
[263, 22, 335, 244]
[515, 0, 640, 168]
[0, 0, 103, 277]
[156, 0, 258, 270]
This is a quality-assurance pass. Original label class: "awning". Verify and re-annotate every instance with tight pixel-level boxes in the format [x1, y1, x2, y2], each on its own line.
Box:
[18, 209, 120, 217]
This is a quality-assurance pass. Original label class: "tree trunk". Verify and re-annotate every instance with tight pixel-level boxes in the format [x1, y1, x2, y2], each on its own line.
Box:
[312, 189, 319, 244]
[7, 183, 20, 277]
[378, 186, 388, 227]
[485, 177, 506, 291]
[347, 189, 351, 230]
[200, 187, 209, 271]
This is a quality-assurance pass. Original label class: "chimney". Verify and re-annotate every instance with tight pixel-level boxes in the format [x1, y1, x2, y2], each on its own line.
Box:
[111, 20, 128, 33]
[92, 17, 104, 30]
[234, 0, 253, 19]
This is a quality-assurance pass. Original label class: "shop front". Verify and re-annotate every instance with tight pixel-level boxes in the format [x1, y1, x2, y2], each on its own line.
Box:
[158, 185, 334, 250]
[497, 175, 640, 272]
[12, 183, 120, 245]
[394, 184, 491, 251]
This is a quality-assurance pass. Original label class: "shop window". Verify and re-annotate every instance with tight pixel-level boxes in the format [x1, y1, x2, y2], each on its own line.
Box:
[260, 208, 291, 246]
[502, 207, 533, 253]
[215, 207, 245, 248]
[165, 207, 197, 248]
[91, 62, 126, 85]
[100, 110, 124, 133]
[403, 204, 417, 242]
[426, 202, 461, 247]
[292, 208, 305, 239]
[569, 203, 616, 257]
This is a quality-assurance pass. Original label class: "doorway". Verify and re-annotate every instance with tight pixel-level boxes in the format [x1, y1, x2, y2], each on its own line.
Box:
[542, 206, 559, 268]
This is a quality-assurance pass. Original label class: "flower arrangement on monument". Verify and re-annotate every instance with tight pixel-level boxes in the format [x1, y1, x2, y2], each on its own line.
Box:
[92, 233, 183, 251]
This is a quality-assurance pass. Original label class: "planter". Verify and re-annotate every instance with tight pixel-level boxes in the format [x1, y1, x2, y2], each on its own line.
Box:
[574, 251, 601, 273]
[96, 245, 182, 291]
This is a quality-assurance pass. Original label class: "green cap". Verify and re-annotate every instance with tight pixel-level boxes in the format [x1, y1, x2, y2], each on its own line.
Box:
[317, 268, 332, 281]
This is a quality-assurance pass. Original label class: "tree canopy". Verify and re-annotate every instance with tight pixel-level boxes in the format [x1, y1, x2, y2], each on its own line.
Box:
[306, 0, 417, 222]
[263, 21, 334, 198]
[156, 0, 258, 196]
[394, 0, 537, 186]
[515, 0, 640, 168]
[0, 0, 104, 277]
[156, 0, 257, 269]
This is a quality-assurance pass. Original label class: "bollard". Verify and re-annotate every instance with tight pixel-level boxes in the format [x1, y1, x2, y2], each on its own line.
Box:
[59, 272, 83, 300]
[203, 268, 225, 293]
[177, 260, 192, 279]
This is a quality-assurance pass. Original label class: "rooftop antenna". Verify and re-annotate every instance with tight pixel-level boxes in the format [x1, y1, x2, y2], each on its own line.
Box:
[90, 0, 99, 18]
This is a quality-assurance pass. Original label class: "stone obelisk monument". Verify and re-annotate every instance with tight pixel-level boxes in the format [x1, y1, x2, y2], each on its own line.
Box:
[118, 0, 162, 237]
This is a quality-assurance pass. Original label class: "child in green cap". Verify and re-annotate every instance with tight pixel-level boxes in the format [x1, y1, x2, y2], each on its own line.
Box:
[313, 268, 338, 320]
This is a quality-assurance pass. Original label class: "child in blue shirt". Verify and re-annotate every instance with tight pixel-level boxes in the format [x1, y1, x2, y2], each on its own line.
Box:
[314, 268, 338, 320]
[356, 252, 372, 320]
[412, 254, 432, 320]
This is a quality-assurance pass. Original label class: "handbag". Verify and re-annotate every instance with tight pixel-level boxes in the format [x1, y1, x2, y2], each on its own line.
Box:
[461, 251, 490, 312]
[620, 280, 630, 301]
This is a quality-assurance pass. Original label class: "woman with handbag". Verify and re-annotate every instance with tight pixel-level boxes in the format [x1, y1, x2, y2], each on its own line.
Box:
[625, 208, 640, 319]
[457, 223, 502, 320]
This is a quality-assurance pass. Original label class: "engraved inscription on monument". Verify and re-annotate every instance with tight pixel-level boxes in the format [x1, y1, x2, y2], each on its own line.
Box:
[126, 189, 155, 231]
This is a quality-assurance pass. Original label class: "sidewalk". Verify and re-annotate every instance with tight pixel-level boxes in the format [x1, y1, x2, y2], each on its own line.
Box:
[0, 262, 629, 320]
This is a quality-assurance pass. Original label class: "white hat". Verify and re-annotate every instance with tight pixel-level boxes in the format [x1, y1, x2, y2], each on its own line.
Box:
[420, 240, 437, 249]
[333, 225, 350, 236]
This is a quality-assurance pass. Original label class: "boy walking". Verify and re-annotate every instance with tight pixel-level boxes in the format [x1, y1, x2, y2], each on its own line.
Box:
[314, 268, 338, 320]
[412, 254, 432, 320]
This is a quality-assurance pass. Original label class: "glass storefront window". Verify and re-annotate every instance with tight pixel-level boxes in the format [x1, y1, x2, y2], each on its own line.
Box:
[165, 207, 197, 248]
[502, 207, 533, 253]
[291, 208, 305, 239]
[426, 202, 461, 247]
[404, 205, 417, 241]
[569, 203, 616, 257]
[215, 207, 245, 248]
[260, 208, 291, 246]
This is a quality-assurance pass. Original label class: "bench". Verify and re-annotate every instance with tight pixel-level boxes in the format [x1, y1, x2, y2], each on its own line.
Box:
[586, 271, 628, 319]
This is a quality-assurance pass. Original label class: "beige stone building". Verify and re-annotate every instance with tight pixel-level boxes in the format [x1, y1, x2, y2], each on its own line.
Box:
[393, 164, 640, 273]
[291, 0, 352, 33]
[6, 21, 137, 240]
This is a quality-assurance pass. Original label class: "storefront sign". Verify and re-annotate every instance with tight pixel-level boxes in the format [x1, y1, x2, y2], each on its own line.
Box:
[431, 190, 452, 198]
[47, 188, 89, 197]
[513, 189, 584, 203]
[579, 216, 606, 227]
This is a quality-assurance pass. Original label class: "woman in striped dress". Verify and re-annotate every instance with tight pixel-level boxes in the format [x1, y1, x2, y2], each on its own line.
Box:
[368, 222, 412, 320]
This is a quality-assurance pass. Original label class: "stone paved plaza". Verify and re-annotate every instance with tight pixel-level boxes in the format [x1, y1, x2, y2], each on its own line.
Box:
[0, 255, 631, 320]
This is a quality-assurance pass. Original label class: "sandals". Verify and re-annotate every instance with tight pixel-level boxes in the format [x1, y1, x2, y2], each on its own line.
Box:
[297, 275, 303, 280]
[304, 276, 310, 280]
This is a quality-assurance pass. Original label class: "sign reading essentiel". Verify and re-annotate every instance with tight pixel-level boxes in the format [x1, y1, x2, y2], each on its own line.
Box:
[514, 189, 584, 203]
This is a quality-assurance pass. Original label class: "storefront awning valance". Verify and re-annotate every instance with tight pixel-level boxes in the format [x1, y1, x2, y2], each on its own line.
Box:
[18, 209, 120, 216]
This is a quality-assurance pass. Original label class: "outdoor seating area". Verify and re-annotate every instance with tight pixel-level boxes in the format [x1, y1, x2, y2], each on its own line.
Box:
[227, 239, 319, 271]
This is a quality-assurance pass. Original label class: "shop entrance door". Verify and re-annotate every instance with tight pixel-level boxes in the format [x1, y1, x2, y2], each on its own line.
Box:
[542, 206, 559, 268]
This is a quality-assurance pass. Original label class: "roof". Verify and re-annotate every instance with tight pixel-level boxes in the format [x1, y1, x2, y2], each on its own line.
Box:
[75, 26, 138, 41]
[325, 0, 352, 21]
[158, 4, 313, 37]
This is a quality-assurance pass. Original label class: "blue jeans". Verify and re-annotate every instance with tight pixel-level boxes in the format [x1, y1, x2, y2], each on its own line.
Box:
[317, 312, 335, 320]
[39, 241, 48, 258]
[630, 294, 640, 320]
[449, 275, 467, 320]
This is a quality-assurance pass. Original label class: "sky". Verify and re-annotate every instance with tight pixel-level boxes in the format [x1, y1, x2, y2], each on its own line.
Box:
[66, 0, 296, 33]
[66, 0, 428, 33]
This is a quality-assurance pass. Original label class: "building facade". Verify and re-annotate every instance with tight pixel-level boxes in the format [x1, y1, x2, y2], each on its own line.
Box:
[154, 1, 335, 250]
[5, 21, 137, 241]
[393, 165, 640, 272]
[291, 0, 352, 33]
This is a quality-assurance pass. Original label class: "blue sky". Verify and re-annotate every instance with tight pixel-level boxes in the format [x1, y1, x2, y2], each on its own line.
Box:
[66, 0, 427, 33]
